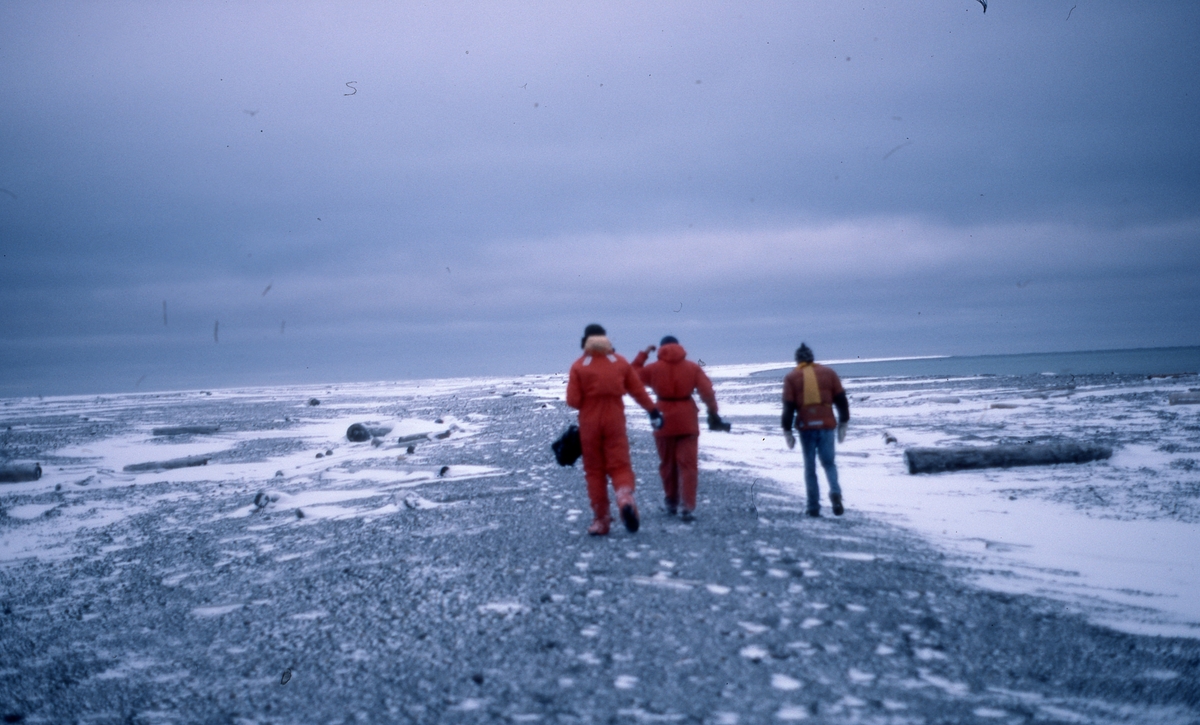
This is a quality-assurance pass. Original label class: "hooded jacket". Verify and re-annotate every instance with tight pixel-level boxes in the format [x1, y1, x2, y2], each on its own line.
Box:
[632, 343, 717, 437]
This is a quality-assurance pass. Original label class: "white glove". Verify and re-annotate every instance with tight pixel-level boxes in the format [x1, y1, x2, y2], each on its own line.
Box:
[837, 422, 847, 444]
[784, 430, 796, 449]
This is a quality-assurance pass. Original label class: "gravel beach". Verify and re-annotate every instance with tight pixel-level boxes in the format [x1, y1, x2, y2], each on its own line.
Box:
[1, 378, 1198, 724]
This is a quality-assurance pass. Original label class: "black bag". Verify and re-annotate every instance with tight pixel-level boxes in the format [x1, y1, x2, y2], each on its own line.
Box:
[551, 424, 582, 466]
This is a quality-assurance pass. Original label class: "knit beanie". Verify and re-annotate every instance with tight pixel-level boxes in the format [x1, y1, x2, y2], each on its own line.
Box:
[582, 323, 607, 349]
[660, 335, 679, 346]
[795, 343, 815, 364]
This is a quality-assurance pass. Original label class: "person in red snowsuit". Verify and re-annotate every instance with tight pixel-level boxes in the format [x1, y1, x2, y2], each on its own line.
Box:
[632, 336, 725, 522]
[566, 324, 661, 535]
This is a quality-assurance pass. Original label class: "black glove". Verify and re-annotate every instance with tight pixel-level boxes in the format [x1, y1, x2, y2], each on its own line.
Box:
[648, 409, 665, 430]
[707, 411, 731, 432]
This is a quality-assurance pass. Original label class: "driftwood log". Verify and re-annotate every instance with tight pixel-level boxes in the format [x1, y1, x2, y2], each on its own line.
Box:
[151, 425, 221, 436]
[0, 463, 42, 483]
[1169, 392, 1200, 406]
[904, 442, 1112, 474]
[396, 432, 431, 444]
[123, 455, 211, 472]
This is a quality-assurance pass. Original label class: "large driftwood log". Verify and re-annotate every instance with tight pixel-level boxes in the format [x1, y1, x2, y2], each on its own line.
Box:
[904, 442, 1112, 474]
[396, 432, 431, 444]
[0, 463, 42, 483]
[123, 455, 210, 472]
[152, 425, 221, 436]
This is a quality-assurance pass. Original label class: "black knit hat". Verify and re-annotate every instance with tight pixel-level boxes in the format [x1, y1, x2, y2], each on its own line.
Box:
[660, 335, 679, 346]
[582, 323, 606, 349]
[795, 343, 814, 363]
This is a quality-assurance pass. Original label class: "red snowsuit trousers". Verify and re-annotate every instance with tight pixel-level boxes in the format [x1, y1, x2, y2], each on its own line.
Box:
[655, 434, 699, 512]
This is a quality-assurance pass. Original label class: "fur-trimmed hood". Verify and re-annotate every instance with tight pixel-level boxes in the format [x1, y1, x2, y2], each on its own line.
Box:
[583, 335, 614, 354]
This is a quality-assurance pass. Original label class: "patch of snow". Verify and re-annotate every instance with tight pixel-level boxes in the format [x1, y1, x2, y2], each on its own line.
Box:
[770, 673, 802, 691]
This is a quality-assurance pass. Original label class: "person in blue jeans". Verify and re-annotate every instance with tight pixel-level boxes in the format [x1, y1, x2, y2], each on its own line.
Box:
[781, 343, 850, 517]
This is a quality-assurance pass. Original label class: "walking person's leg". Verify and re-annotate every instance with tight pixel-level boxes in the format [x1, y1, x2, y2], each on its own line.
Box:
[677, 435, 699, 521]
[656, 435, 679, 514]
[580, 423, 611, 534]
[816, 428, 843, 515]
[603, 416, 640, 533]
[799, 429, 821, 516]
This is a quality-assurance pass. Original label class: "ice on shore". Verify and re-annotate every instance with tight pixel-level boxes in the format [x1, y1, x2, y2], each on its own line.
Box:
[701, 367, 1200, 638]
[1, 365, 1198, 640]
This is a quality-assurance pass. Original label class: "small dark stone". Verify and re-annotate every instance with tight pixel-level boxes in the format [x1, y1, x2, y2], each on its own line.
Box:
[326, 449, 333, 456]
[275, 470, 284, 478]
[435, 418, 444, 424]
[438, 466, 450, 477]
[346, 423, 371, 442]
[406, 445, 416, 454]
[307, 398, 320, 406]
[471, 673, 484, 685]
[281, 668, 292, 684]
[316, 453, 324, 458]
[435, 430, 451, 439]
[296, 509, 305, 519]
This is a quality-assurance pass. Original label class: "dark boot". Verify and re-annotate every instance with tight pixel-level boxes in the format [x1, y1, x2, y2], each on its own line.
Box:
[831, 494, 844, 516]
[616, 490, 640, 533]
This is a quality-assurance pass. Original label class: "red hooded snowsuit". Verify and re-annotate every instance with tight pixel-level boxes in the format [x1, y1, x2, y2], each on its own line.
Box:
[566, 337, 657, 524]
[631, 343, 718, 513]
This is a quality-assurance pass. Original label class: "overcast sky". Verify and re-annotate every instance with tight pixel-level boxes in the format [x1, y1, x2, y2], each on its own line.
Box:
[1, 1, 1198, 396]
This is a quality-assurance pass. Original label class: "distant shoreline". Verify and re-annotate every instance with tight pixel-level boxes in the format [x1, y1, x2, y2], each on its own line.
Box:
[3, 345, 1197, 401]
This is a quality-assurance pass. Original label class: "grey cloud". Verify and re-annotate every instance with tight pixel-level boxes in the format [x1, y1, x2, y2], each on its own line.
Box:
[1, 1, 1197, 396]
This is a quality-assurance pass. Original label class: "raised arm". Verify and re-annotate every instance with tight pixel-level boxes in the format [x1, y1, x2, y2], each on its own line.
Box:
[631, 346, 654, 384]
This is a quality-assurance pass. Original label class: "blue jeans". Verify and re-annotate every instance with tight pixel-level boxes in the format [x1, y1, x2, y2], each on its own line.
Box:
[799, 428, 840, 514]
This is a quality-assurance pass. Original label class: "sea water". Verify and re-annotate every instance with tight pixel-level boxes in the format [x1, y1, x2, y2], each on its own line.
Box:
[748, 346, 1200, 380]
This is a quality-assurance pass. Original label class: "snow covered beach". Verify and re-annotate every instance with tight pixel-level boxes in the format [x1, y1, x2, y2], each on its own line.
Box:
[1, 355, 1199, 722]
[704, 358, 1200, 640]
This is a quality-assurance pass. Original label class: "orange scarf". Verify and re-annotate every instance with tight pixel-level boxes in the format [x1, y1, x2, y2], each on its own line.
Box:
[796, 363, 822, 406]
